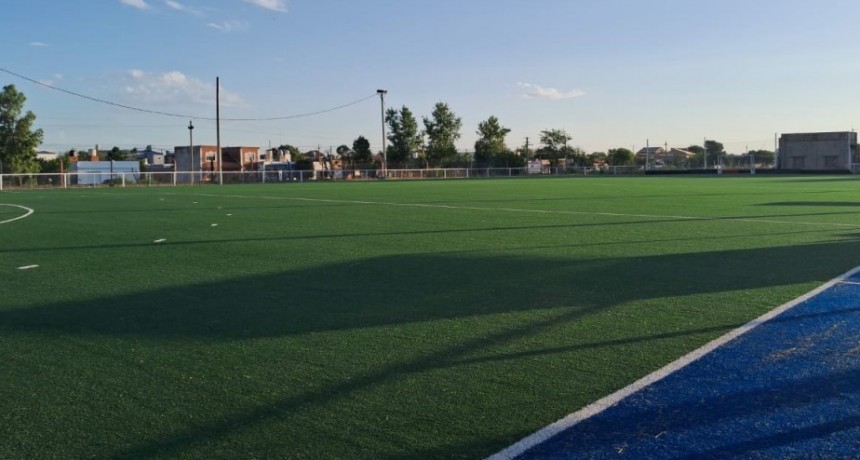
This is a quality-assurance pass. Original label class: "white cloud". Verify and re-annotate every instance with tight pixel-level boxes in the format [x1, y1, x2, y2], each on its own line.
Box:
[120, 0, 151, 10]
[39, 73, 65, 86]
[207, 20, 249, 32]
[517, 82, 585, 100]
[243, 0, 287, 13]
[122, 70, 246, 108]
[164, 0, 203, 16]
[30, 41, 48, 47]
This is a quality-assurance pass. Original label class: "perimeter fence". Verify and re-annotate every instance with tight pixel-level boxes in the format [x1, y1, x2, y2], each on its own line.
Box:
[0, 165, 647, 190]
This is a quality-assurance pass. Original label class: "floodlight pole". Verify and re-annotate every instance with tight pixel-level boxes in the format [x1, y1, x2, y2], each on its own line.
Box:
[377, 89, 387, 174]
[188, 120, 194, 185]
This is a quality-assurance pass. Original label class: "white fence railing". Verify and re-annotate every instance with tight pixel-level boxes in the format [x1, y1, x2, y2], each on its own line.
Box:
[0, 166, 646, 190]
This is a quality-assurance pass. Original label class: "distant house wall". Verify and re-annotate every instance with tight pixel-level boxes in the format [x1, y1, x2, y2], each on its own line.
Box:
[778, 132, 856, 171]
[221, 147, 260, 171]
[173, 145, 219, 183]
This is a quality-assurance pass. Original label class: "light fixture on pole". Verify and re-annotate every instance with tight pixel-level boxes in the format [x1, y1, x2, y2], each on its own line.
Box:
[377, 89, 387, 173]
[188, 120, 194, 185]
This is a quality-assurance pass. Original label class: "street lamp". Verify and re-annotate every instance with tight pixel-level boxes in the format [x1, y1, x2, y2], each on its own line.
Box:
[377, 89, 387, 174]
[188, 120, 194, 185]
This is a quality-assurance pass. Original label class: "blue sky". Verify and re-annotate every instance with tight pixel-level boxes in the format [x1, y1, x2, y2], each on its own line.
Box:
[3, 0, 860, 155]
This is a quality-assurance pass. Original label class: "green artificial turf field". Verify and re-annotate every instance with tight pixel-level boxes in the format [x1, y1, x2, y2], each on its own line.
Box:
[3, 176, 860, 458]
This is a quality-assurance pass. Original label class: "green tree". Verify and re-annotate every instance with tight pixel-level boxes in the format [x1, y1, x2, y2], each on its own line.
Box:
[565, 147, 589, 167]
[515, 145, 534, 160]
[747, 149, 774, 166]
[423, 102, 462, 167]
[685, 145, 705, 168]
[107, 146, 125, 161]
[606, 148, 635, 166]
[539, 129, 571, 152]
[491, 151, 526, 168]
[336, 144, 352, 168]
[704, 140, 724, 168]
[277, 144, 301, 161]
[537, 129, 572, 166]
[0, 84, 44, 174]
[352, 136, 373, 165]
[474, 115, 511, 164]
[38, 155, 71, 174]
[385, 106, 422, 167]
[589, 151, 607, 164]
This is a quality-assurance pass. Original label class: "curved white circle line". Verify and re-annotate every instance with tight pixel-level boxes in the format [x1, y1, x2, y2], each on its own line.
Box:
[0, 204, 34, 225]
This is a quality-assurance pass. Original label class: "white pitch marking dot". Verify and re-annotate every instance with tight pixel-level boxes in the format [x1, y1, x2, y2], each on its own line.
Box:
[154, 238, 166, 243]
[17, 265, 39, 270]
[211, 223, 218, 227]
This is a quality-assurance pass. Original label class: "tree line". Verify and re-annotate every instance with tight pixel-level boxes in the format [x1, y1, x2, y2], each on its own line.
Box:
[0, 85, 775, 174]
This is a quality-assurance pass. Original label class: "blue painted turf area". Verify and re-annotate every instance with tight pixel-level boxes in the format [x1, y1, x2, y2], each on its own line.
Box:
[518, 272, 860, 459]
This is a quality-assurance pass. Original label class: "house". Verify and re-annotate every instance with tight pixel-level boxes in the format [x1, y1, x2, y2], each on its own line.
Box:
[221, 146, 261, 172]
[35, 150, 59, 161]
[635, 146, 665, 162]
[777, 132, 857, 171]
[136, 145, 166, 166]
[663, 148, 695, 164]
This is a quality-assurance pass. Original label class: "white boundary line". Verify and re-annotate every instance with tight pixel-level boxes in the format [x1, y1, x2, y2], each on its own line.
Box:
[0, 204, 34, 225]
[186, 192, 860, 229]
[487, 265, 860, 460]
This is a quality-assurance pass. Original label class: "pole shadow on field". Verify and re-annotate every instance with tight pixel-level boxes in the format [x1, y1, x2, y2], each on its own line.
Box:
[3, 237, 860, 457]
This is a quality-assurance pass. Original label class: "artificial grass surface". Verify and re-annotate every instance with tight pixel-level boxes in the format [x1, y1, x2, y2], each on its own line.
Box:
[2, 176, 860, 458]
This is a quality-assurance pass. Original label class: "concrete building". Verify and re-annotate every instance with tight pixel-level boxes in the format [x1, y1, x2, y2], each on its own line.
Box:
[777, 131, 857, 171]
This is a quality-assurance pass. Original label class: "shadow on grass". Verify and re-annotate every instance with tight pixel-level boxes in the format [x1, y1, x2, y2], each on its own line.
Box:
[4, 210, 856, 256]
[3, 237, 860, 339]
[4, 237, 860, 458]
[762, 201, 860, 207]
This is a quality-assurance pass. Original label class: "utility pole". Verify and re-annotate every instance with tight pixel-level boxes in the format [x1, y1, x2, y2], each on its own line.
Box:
[524, 137, 529, 160]
[377, 89, 387, 174]
[188, 120, 194, 185]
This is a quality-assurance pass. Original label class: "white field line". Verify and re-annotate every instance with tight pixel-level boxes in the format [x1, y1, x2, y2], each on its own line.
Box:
[487, 265, 860, 460]
[188, 192, 860, 229]
[0, 204, 34, 225]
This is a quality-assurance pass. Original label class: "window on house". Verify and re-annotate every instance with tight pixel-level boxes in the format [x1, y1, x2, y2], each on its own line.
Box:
[823, 156, 839, 169]
[791, 157, 805, 168]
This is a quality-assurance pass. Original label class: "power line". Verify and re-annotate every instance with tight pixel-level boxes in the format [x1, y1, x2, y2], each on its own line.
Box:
[0, 67, 377, 122]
